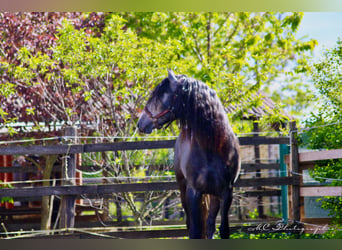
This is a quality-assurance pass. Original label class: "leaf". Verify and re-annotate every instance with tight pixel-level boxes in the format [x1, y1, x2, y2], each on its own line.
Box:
[26, 107, 35, 115]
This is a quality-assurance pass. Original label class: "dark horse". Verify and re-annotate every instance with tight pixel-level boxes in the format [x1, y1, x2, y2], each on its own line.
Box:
[137, 70, 240, 239]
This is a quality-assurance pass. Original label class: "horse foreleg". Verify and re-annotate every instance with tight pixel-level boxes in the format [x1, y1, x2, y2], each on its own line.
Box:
[219, 188, 233, 239]
[206, 195, 220, 239]
[186, 187, 203, 239]
[177, 179, 190, 229]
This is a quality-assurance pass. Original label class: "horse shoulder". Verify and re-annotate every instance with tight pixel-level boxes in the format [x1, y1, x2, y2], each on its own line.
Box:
[174, 133, 192, 180]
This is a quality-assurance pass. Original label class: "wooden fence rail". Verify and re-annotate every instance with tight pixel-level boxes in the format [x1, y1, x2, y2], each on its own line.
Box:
[0, 163, 281, 173]
[0, 177, 297, 198]
[298, 149, 342, 200]
[0, 136, 289, 156]
[284, 147, 342, 226]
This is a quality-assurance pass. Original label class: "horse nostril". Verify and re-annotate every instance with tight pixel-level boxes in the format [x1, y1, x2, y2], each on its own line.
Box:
[137, 121, 143, 131]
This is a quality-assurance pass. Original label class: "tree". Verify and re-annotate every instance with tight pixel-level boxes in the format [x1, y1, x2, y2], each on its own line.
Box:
[0, 12, 106, 134]
[2, 12, 317, 132]
[122, 12, 317, 119]
[2, 13, 186, 227]
[300, 39, 342, 226]
[0, 13, 111, 230]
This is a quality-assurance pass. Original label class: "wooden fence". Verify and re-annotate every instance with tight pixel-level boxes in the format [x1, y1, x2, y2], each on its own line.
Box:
[0, 121, 341, 238]
[287, 147, 342, 231]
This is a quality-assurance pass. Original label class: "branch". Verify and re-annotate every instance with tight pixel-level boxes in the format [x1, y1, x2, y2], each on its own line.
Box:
[192, 32, 204, 64]
[213, 13, 231, 37]
[206, 12, 212, 64]
[223, 18, 240, 47]
[142, 190, 175, 219]
[36, 76, 67, 119]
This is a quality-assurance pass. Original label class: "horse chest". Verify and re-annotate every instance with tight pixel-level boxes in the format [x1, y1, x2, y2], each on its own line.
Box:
[175, 138, 192, 179]
[175, 137, 218, 180]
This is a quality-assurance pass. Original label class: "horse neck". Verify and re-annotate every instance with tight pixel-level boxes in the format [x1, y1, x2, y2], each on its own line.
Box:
[178, 85, 230, 151]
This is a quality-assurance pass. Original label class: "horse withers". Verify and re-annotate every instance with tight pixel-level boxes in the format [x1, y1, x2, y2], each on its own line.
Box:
[137, 70, 240, 239]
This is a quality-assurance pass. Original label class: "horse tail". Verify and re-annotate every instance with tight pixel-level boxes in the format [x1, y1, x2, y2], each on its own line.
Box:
[201, 194, 210, 239]
[232, 147, 241, 184]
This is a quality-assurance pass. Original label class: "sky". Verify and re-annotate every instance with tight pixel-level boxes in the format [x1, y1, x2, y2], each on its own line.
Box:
[297, 12, 342, 61]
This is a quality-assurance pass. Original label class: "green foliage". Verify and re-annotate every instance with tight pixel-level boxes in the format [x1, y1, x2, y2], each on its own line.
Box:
[229, 231, 340, 239]
[122, 12, 317, 119]
[300, 38, 342, 225]
[6, 14, 189, 134]
[0, 181, 14, 204]
[0, 76, 17, 133]
[248, 208, 259, 219]
[319, 197, 342, 223]
[2, 12, 317, 134]
[312, 39, 342, 110]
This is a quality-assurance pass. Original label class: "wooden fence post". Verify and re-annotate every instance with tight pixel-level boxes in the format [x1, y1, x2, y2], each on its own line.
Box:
[290, 121, 300, 223]
[253, 122, 265, 218]
[59, 126, 77, 230]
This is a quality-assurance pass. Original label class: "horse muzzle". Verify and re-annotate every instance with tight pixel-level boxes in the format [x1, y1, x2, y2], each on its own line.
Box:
[137, 112, 154, 134]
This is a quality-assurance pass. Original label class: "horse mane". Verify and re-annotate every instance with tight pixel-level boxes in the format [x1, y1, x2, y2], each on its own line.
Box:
[175, 75, 233, 154]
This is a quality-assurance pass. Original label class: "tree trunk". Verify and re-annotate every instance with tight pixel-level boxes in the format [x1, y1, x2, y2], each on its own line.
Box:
[40, 155, 57, 231]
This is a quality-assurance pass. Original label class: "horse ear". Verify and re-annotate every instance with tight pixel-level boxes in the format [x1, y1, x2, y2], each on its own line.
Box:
[168, 69, 178, 91]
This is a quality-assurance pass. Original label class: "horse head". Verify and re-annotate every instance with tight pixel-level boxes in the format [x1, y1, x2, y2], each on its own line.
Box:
[137, 70, 181, 134]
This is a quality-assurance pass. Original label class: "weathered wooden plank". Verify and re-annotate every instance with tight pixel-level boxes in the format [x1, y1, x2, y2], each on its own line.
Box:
[286, 149, 342, 164]
[0, 185, 93, 197]
[235, 176, 298, 187]
[242, 190, 281, 197]
[0, 137, 289, 156]
[298, 162, 315, 170]
[0, 166, 42, 173]
[301, 218, 332, 225]
[81, 226, 259, 239]
[0, 144, 84, 156]
[96, 182, 179, 194]
[300, 186, 342, 197]
[290, 121, 300, 222]
[0, 163, 280, 173]
[59, 126, 77, 229]
[241, 163, 280, 171]
[89, 228, 189, 239]
[0, 207, 41, 216]
[0, 177, 296, 198]
[0, 182, 178, 198]
[299, 148, 342, 163]
[239, 136, 289, 145]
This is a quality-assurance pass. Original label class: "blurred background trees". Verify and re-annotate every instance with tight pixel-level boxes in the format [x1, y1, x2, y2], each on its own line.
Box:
[1, 12, 318, 135]
[300, 39, 342, 227]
